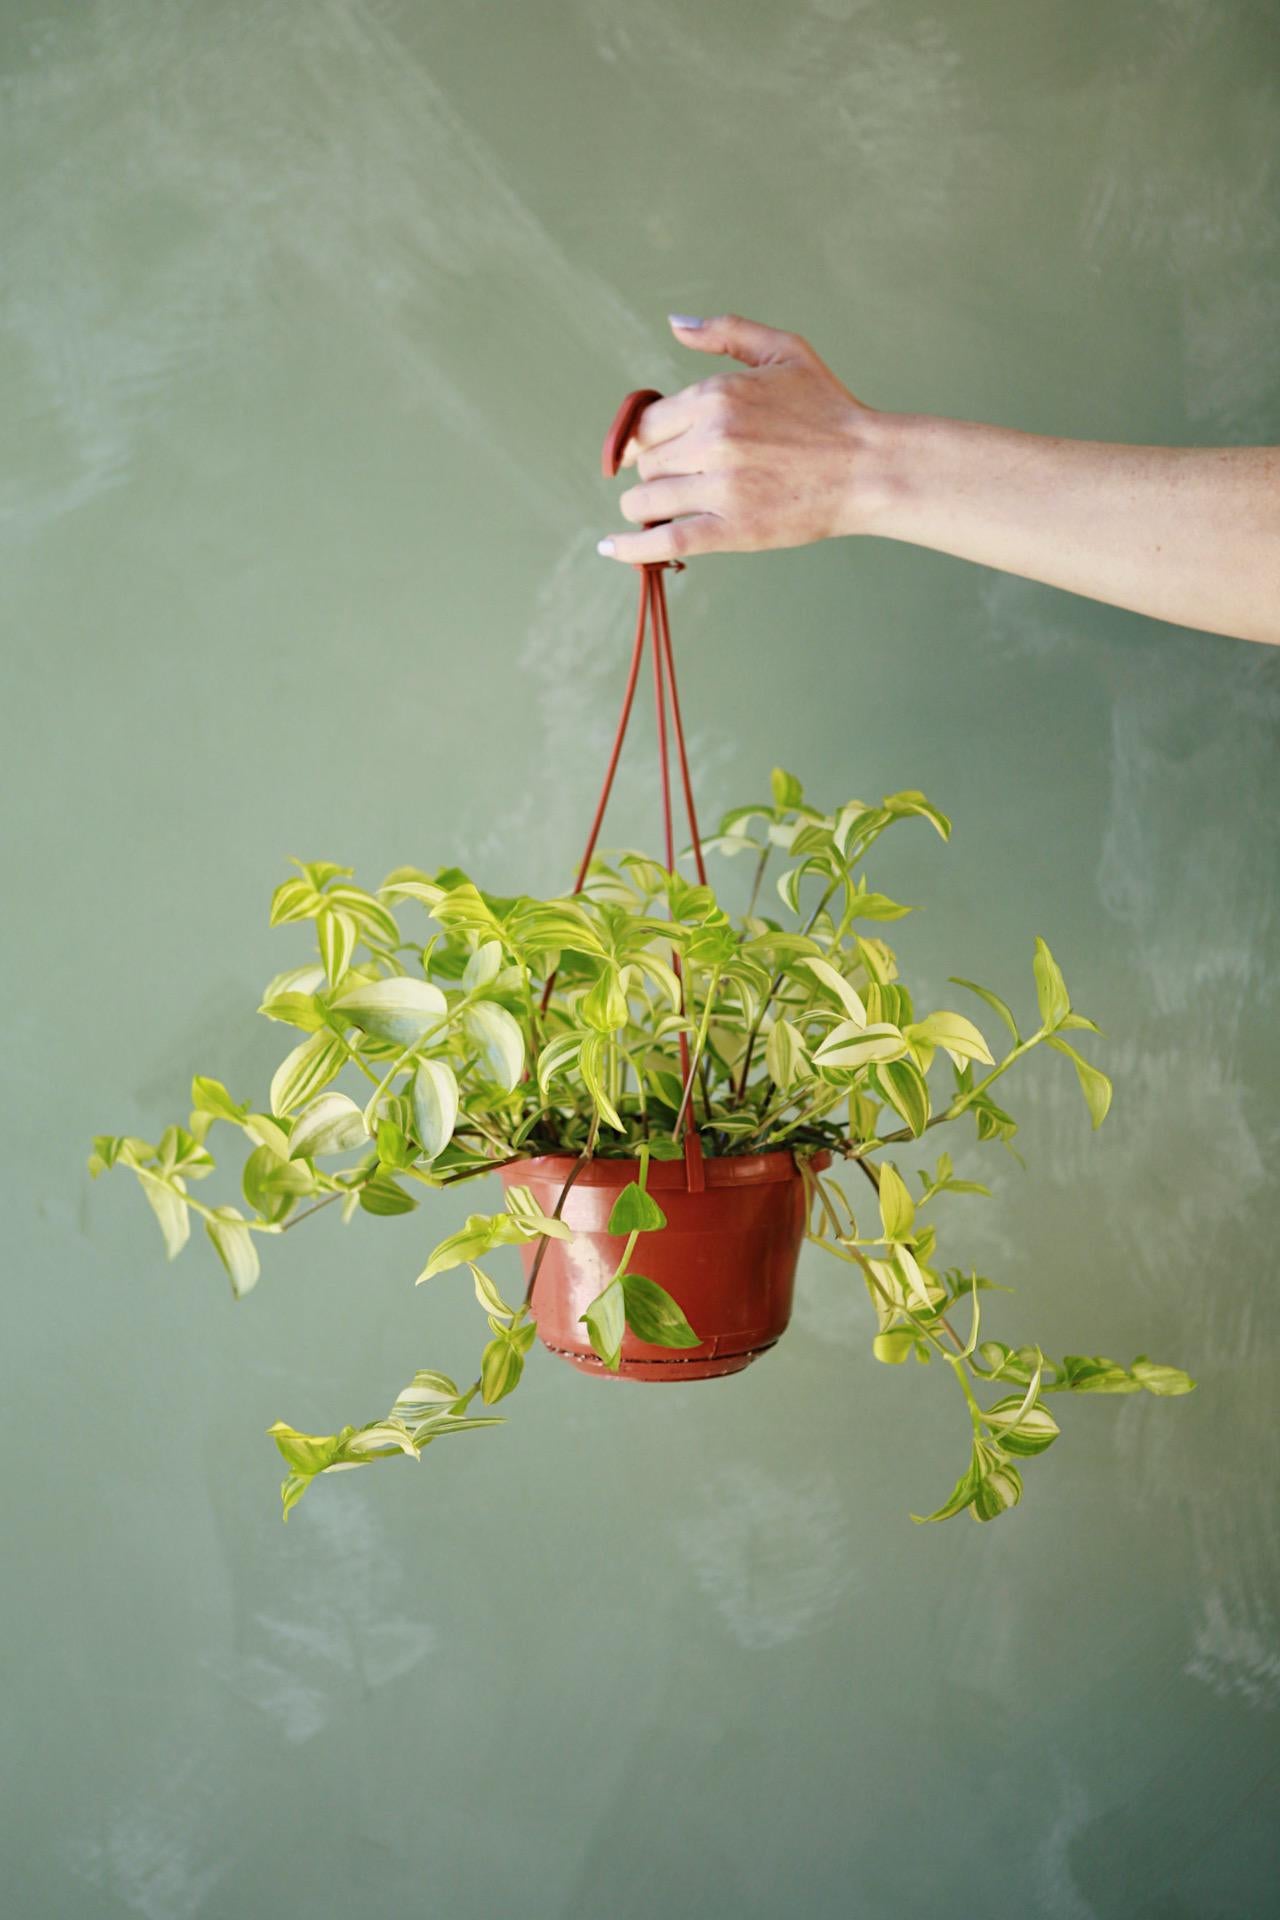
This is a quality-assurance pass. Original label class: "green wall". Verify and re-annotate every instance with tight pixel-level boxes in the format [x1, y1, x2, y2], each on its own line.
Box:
[4, 3, 1278, 1914]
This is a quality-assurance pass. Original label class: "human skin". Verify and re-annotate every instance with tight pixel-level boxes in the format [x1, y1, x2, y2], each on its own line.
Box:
[595, 314, 1280, 648]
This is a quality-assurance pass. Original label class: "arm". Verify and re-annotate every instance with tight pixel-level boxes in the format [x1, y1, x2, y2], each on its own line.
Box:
[597, 314, 1280, 648]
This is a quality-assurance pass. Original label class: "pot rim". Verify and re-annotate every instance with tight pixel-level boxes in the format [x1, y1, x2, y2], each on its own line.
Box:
[500, 1146, 830, 1190]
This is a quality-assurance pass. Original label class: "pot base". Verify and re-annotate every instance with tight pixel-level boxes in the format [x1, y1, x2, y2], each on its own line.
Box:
[542, 1338, 778, 1382]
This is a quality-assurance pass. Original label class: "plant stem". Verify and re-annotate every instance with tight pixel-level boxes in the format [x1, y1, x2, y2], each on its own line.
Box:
[439, 1153, 525, 1185]
[733, 875, 843, 1104]
[523, 1116, 597, 1309]
[757, 1084, 842, 1147]
[673, 966, 721, 1138]
[745, 844, 771, 919]
[278, 1188, 355, 1232]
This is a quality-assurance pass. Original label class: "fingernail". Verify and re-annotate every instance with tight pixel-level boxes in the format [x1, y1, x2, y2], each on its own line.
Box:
[668, 313, 704, 329]
[596, 537, 615, 557]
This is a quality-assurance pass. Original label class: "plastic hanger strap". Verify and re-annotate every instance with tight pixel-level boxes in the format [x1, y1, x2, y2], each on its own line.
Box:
[539, 391, 709, 1187]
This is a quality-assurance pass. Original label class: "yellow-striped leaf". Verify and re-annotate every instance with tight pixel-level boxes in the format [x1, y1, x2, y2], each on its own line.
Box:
[270, 1032, 347, 1117]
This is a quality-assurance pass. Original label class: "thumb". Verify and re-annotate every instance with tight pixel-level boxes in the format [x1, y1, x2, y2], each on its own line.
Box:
[667, 311, 806, 367]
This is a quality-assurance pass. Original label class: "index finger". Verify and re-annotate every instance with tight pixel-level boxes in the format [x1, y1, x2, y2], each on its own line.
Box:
[617, 380, 718, 468]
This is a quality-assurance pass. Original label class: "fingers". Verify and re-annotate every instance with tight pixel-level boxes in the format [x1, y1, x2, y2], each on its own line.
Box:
[668, 311, 809, 368]
[617, 390, 704, 468]
[615, 312, 810, 469]
[616, 473, 713, 526]
[596, 514, 725, 566]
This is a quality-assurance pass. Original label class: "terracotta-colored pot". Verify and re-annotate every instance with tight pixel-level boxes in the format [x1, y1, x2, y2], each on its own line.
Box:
[500, 1149, 825, 1381]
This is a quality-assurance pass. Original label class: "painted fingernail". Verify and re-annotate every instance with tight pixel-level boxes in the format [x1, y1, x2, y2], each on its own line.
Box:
[596, 537, 616, 557]
[668, 313, 704, 329]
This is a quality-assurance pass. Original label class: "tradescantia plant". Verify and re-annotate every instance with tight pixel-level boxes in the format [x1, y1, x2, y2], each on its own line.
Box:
[90, 769, 1193, 1523]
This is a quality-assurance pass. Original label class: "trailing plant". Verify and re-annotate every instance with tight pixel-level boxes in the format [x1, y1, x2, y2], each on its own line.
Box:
[90, 770, 1193, 1523]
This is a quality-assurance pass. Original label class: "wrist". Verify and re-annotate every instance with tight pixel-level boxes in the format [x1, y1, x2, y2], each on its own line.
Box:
[840, 408, 944, 540]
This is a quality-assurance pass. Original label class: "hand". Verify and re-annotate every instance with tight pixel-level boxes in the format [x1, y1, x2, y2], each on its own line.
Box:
[597, 314, 872, 567]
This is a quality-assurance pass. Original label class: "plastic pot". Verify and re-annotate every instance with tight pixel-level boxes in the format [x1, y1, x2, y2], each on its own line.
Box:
[499, 1148, 826, 1382]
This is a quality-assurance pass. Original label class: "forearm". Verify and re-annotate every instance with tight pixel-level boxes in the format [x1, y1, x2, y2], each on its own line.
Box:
[853, 413, 1280, 646]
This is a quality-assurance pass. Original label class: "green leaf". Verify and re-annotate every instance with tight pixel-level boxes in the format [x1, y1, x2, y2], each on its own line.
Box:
[984, 1395, 1060, 1456]
[764, 1017, 808, 1092]
[607, 1182, 668, 1235]
[874, 1058, 931, 1136]
[775, 863, 804, 914]
[883, 789, 951, 840]
[873, 1329, 915, 1364]
[463, 939, 503, 990]
[268, 1421, 347, 1476]
[243, 1145, 314, 1224]
[976, 1342, 1043, 1385]
[579, 1032, 624, 1131]
[480, 1336, 524, 1404]
[465, 1002, 525, 1090]
[912, 1457, 980, 1524]
[342, 1419, 422, 1461]
[323, 884, 401, 947]
[972, 1457, 1023, 1521]
[288, 1091, 368, 1159]
[678, 913, 739, 970]
[631, 954, 682, 1013]
[138, 1170, 190, 1259]
[813, 1022, 908, 1070]
[388, 1371, 462, 1420]
[269, 877, 322, 927]
[242, 1113, 291, 1156]
[333, 976, 448, 1048]
[893, 1244, 936, 1313]
[269, 1032, 347, 1118]
[537, 1031, 585, 1101]
[1130, 1356, 1197, 1396]
[877, 1162, 915, 1241]
[503, 1183, 574, 1242]
[1032, 937, 1070, 1030]
[412, 1058, 460, 1160]
[261, 961, 327, 1002]
[257, 991, 328, 1032]
[375, 1117, 415, 1170]
[88, 1134, 150, 1176]
[948, 977, 1020, 1044]
[379, 868, 445, 911]
[358, 1169, 418, 1216]
[905, 1011, 994, 1069]
[296, 860, 352, 892]
[205, 1205, 261, 1298]
[1047, 1037, 1113, 1129]
[582, 1278, 626, 1369]
[317, 907, 358, 989]
[621, 1274, 700, 1349]
[417, 1211, 526, 1281]
[1057, 1354, 1143, 1394]
[581, 964, 632, 1034]
[797, 955, 868, 1024]
[770, 767, 804, 809]
[155, 1124, 214, 1178]
[190, 1076, 248, 1124]
[847, 884, 913, 922]
[471, 1262, 517, 1319]
[505, 900, 605, 959]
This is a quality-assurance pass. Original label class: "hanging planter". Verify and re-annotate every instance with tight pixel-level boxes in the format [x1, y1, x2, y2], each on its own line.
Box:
[499, 1147, 827, 1381]
[90, 389, 1195, 1527]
